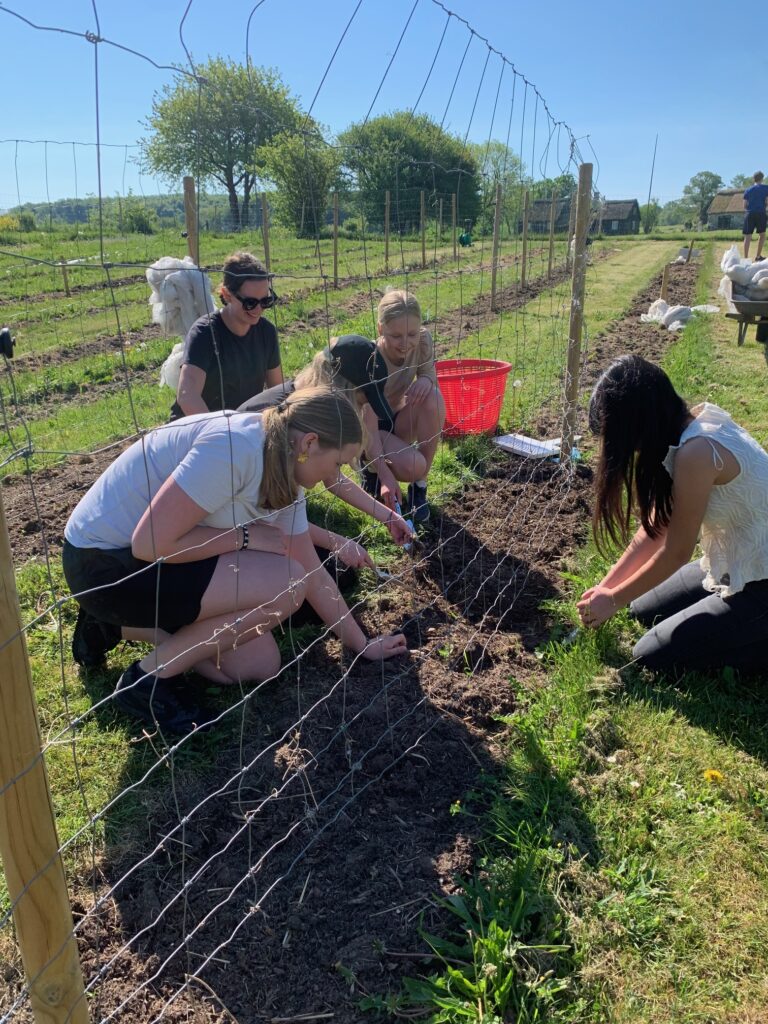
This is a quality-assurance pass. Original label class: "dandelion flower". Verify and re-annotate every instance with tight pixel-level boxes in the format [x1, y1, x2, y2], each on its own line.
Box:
[703, 768, 724, 784]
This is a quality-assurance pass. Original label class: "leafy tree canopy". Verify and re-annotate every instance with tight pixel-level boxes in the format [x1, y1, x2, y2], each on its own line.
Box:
[731, 173, 756, 189]
[141, 57, 304, 229]
[338, 111, 481, 228]
[640, 199, 661, 233]
[682, 170, 724, 222]
[260, 131, 342, 236]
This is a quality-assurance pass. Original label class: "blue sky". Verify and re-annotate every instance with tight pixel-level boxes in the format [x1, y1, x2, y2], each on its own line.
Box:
[0, 0, 762, 212]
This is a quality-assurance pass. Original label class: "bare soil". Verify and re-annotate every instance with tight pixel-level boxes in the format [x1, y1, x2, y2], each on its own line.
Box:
[1, 261, 698, 1022]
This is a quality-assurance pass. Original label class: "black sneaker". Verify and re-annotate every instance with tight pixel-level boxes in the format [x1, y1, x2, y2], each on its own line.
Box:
[114, 660, 216, 735]
[361, 467, 381, 500]
[407, 482, 430, 523]
[72, 606, 121, 667]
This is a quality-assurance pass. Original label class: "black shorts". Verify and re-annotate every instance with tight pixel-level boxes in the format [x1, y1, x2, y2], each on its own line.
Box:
[62, 540, 218, 634]
[377, 407, 403, 433]
[743, 210, 767, 235]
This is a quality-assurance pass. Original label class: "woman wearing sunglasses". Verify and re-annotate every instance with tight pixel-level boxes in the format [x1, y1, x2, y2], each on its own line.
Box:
[169, 251, 283, 421]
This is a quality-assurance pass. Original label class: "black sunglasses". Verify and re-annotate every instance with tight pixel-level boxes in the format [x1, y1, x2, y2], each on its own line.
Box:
[233, 289, 278, 311]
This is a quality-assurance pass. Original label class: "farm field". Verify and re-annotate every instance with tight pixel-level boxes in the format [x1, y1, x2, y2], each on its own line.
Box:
[4, 230, 768, 1024]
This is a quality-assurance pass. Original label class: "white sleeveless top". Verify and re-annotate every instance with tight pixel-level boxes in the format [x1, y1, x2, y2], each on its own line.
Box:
[663, 403, 768, 596]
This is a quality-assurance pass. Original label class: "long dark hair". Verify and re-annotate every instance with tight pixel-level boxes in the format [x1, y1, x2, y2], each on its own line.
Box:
[589, 355, 690, 551]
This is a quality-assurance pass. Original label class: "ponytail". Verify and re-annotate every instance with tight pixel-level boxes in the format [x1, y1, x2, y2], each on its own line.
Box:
[259, 386, 362, 509]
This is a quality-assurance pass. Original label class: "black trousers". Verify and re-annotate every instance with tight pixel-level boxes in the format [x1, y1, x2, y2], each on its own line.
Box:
[631, 562, 768, 673]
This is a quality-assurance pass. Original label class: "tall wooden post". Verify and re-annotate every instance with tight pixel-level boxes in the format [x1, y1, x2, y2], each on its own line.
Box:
[451, 193, 457, 260]
[565, 197, 576, 271]
[660, 263, 670, 301]
[560, 163, 593, 464]
[520, 189, 530, 290]
[332, 193, 339, 289]
[547, 191, 558, 279]
[0, 493, 88, 1023]
[597, 201, 604, 237]
[182, 176, 199, 266]
[260, 193, 271, 273]
[384, 190, 390, 274]
[686, 239, 695, 263]
[490, 183, 503, 310]
[438, 197, 444, 241]
[420, 190, 426, 269]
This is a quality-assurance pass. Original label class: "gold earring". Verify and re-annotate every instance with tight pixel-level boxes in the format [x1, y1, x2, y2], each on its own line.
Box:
[297, 452, 309, 464]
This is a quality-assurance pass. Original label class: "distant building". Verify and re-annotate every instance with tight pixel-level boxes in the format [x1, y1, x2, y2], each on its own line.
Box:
[706, 189, 744, 230]
[593, 199, 641, 235]
[523, 197, 572, 234]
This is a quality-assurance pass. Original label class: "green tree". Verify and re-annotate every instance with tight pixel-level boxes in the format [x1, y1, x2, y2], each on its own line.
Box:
[640, 199, 661, 233]
[338, 112, 481, 230]
[260, 130, 341, 236]
[730, 173, 753, 189]
[141, 57, 303, 229]
[682, 171, 724, 223]
[660, 198, 696, 226]
[467, 141, 524, 234]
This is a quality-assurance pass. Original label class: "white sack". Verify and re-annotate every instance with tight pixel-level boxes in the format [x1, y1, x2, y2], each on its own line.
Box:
[146, 256, 216, 338]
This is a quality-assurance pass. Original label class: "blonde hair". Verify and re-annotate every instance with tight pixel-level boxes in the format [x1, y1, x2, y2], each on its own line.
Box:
[294, 342, 375, 448]
[259, 386, 362, 509]
[377, 288, 422, 328]
[294, 340, 357, 401]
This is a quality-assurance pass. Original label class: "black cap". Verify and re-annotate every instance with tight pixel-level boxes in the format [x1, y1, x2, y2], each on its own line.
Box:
[331, 334, 395, 428]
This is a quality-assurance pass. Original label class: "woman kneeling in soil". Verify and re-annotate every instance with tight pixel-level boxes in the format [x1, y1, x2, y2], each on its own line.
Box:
[578, 355, 768, 672]
[362, 289, 446, 522]
[64, 387, 407, 734]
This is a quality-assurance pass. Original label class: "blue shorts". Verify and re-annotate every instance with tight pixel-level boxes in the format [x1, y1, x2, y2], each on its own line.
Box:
[743, 210, 767, 235]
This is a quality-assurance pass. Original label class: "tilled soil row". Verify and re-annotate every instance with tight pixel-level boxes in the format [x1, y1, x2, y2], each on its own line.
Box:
[0, 261, 700, 1021]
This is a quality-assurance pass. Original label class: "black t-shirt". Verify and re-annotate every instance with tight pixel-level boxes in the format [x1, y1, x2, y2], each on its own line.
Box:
[169, 309, 281, 420]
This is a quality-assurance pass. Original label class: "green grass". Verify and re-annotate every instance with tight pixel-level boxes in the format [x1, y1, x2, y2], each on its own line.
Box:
[3, 235, 730, 1016]
[0, 237, 576, 467]
[375, 241, 768, 1022]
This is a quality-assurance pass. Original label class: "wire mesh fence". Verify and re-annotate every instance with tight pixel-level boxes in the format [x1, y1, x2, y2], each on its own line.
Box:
[0, 2, 598, 1020]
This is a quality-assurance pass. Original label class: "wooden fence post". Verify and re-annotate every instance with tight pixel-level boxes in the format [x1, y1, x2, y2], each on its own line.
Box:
[560, 162, 593, 464]
[261, 193, 271, 273]
[384, 190, 390, 274]
[0, 491, 88, 1023]
[182, 176, 199, 266]
[686, 239, 695, 263]
[660, 263, 670, 301]
[547, 190, 558, 280]
[520, 189, 530, 290]
[438, 197, 443, 241]
[451, 193, 457, 260]
[565, 197, 576, 271]
[332, 192, 339, 289]
[420, 190, 426, 270]
[490, 183, 503, 311]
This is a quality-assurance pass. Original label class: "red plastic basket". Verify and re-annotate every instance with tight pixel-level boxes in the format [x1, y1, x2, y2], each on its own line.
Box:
[435, 358, 512, 437]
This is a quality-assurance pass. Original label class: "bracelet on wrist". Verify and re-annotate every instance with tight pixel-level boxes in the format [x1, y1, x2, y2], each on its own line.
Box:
[240, 523, 249, 551]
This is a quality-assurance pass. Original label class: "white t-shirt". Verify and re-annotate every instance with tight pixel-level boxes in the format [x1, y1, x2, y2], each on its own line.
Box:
[663, 403, 768, 595]
[65, 411, 308, 551]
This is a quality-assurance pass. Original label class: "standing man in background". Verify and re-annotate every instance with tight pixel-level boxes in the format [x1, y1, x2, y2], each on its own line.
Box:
[743, 171, 768, 261]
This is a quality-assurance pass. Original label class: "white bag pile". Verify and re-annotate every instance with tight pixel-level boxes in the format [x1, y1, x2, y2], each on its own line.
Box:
[147, 256, 217, 390]
[147, 256, 216, 336]
[718, 244, 768, 301]
[640, 298, 719, 332]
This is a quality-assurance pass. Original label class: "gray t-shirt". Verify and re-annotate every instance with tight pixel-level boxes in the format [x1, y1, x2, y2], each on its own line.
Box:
[65, 411, 308, 550]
